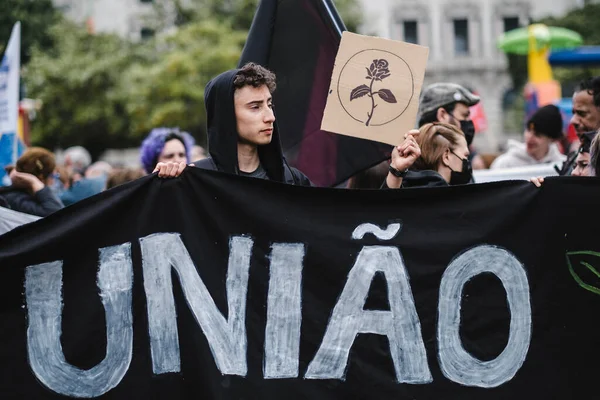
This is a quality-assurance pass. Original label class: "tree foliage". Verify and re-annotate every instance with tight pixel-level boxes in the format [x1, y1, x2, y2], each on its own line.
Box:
[121, 21, 246, 145]
[150, 0, 361, 32]
[0, 0, 61, 64]
[23, 0, 363, 156]
[538, 4, 600, 90]
[540, 4, 600, 46]
[503, 3, 600, 134]
[333, 0, 362, 32]
[24, 22, 142, 158]
[504, 4, 600, 92]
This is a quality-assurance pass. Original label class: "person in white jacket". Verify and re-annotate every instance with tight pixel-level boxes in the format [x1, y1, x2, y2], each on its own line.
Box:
[491, 104, 566, 169]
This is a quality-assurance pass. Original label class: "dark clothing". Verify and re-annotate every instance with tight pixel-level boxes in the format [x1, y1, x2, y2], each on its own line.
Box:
[193, 158, 312, 186]
[0, 186, 64, 217]
[199, 68, 311, 186]
[239, 164, 268, 180]
[381, 170, 449, 189]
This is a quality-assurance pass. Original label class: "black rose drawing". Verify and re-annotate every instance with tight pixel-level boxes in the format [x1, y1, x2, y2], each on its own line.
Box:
[350, 59, 397, 126]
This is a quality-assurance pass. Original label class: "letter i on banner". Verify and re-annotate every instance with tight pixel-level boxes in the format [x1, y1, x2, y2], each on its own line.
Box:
[0, 21, 22, 185]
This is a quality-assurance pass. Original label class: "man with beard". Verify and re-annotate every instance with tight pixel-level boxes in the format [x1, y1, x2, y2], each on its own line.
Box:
[529, 77, 600, 186]
[558, 77, 600, 175]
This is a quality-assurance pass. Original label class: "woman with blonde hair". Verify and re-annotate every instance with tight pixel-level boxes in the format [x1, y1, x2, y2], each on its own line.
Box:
[384, 122, 472, 188]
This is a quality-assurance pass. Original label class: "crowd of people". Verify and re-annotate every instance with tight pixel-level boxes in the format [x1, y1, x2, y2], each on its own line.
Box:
[1, 63, 599, 219]
[0, 129, 206, 217]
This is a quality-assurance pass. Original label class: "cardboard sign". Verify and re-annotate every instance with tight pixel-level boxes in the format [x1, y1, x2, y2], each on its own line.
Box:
[321, 32, 429, 146]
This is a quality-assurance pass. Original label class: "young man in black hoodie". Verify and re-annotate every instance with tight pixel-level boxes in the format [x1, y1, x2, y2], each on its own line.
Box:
[154, 63, 311, 186]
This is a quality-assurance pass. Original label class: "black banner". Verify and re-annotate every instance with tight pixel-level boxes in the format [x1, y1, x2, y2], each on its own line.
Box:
[1, 169, 599, 399]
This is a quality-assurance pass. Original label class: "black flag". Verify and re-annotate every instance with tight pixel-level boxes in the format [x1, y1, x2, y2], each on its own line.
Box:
[239, 0, 392, 187]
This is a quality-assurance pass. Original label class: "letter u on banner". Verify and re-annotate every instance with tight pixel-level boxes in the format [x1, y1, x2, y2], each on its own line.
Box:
[24, 244, 134, 398]
[437, 245, 532, 388]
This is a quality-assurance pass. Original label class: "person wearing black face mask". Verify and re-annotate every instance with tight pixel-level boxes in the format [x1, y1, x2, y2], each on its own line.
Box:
[449, 116, 476, 147]
[416, 83, 485, 171]
[446, 148, 473, 185]
[383, 122, 472, 188]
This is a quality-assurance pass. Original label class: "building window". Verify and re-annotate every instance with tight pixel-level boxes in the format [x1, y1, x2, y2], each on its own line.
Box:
[453, 19, 469, 55]
[140, 27, 155, 39]
[503, 16, 520, 32]
[403, 20, 418, 44]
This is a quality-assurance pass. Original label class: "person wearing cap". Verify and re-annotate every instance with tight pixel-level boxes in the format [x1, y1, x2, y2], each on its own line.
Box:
[417, 83, 480, 141]
[491, 104, 566, 170]
[384, 83, 480, 189]
[417, 83, 485, 169]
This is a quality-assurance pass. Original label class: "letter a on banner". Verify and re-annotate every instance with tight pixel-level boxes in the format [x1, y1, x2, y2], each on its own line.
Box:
[0, 22, 22, 185]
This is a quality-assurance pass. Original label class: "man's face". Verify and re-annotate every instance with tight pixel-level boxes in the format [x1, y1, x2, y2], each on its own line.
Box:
[571, 90, 600, 134]
[440, 102, 470, 129]
[572, 152, 591, 176]
[524, 128, 553, 161]
[234, 85, 275, 146]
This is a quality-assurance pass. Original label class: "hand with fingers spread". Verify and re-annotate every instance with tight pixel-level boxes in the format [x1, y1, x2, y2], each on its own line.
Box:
[153, 161, 188, 178]
[386, 129, 421, 188]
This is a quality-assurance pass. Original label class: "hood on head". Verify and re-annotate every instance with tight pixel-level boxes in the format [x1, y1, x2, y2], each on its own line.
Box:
[204, 68, 285, 182]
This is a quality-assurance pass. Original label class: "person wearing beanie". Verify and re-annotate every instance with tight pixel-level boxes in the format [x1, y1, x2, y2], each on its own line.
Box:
[491, 104, 566, 169]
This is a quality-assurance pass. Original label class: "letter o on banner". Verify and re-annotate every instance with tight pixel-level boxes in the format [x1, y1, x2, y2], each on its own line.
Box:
[437, 245, 532, 388]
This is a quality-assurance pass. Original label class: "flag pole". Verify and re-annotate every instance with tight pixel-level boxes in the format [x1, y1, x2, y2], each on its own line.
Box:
[11, 22, 21, 166]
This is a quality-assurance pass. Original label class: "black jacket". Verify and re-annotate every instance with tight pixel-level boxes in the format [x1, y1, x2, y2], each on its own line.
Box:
[381, 170, 448, 189]
[0, 186, 64, 217]
[192, 68, 311, 186]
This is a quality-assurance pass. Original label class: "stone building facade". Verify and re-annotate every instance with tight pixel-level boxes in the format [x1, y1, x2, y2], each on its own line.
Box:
[51, 0, 589, 152]
[358, 0, 585, 151]
[52, 0, 159, 40]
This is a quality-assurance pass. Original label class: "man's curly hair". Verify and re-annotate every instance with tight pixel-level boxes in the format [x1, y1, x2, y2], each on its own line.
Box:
[233, 63, 276, 93]
[576, 76, 600, 108]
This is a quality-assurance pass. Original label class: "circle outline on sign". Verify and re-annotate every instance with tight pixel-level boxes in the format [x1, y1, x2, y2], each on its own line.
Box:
[337, 49, 415, 127]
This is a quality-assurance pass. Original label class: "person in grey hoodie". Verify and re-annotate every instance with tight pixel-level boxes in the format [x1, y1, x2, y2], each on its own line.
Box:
[491, 104, 566, 169]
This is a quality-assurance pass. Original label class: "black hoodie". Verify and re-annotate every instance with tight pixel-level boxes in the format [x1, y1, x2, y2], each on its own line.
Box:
[381, 169, 449, 189]
[192, 69, 311, 186]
